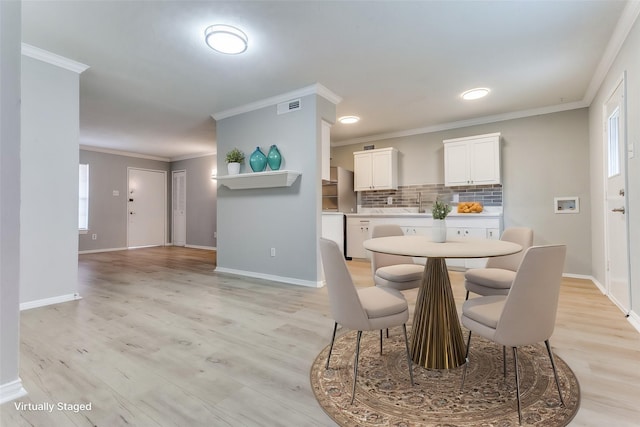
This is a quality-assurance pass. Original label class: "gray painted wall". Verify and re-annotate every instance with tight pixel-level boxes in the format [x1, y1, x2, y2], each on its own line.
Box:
[171, 154, 217, 248]
[589, 16, 639, 314]
[216, 93, 335, 285]
[78, 149, 171, 252]
[332, 109, 591, 275]
[20, 56, 81, 304]
[0, 0, 24, 399]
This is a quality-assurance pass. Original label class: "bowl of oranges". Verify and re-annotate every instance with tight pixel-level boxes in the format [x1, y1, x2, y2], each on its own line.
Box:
[457, 202, 483, 213]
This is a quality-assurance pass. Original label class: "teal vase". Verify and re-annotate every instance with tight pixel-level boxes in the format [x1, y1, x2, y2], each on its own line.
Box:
[249, 147, 267, 172]
[267, 145, 282, 170]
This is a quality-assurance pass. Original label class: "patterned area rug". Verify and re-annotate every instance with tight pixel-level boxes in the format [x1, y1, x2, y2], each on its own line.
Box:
[310, 328, 580, 426]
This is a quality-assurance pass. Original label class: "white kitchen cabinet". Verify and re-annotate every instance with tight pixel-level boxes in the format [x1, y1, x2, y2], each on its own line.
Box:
[487, 228, 501, 240]
[446, 227, 487, 269]
[346, 219, 372, 259]
[353, 147, 398, 191]
[322, 213, 344, 256]
[443, 133, 501, 186]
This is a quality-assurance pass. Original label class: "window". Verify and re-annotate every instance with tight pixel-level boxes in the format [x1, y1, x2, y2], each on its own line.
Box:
[79, 164, 89, 231]
[608, 108, 620, 178]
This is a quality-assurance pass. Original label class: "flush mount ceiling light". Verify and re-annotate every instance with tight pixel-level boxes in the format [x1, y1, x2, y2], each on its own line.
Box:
[338, 116, 360, 124]
[204, 24, 248, 54]
[462, 88, 490, 100]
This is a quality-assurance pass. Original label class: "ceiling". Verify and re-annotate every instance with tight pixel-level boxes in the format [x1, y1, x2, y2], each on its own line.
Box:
[21, 1, 632, 160]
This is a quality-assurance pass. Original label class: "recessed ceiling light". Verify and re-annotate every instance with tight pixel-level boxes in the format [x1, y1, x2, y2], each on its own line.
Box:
[338, 116, 360, 124]
[462, 88, 490, 100]
[204, 24, 248, 55]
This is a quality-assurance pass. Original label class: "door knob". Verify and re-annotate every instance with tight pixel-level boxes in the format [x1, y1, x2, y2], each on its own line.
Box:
[130, 211, 135, 215]
[611, 207, 625, 214]
[619, 189, 625, 196]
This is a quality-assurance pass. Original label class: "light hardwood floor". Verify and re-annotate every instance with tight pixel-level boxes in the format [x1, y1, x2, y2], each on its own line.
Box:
[1, 247, 639, 426]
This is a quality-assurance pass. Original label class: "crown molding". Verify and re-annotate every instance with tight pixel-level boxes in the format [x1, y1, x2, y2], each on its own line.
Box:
[583, 0, 640, 104]
[212, 83, 342, 120]
[170, 151, 217, 162]
[21, 43, 89, 74]
[80, 145, 170, 162]
[332, 100, 588, 147]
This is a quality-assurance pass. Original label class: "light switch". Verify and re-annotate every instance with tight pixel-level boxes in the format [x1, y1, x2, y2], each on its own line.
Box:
[113, 190, 120, 196]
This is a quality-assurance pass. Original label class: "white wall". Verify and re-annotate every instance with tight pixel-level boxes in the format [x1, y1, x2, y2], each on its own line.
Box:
[20, 55, 83, 307]
[589, 12, 640, 318]
[171, 154, 217, 249]
[0, 0, 27, 404]
[78, 149, 171, 252]
[216, 91, 336, 286]
[332, 109, 591, 275]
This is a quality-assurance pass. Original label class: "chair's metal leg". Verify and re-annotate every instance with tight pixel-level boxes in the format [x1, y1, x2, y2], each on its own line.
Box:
[379, 330, 383, 355]
[402, 324, 414, 386]
[513, 347, 522, 425]
[351, 331, 363, 405]
[465, 290, 470, 300]
[503, 346, 507, 378]
[386, 328, 389, 338]
[461, 330, 472, 390]
[325, 322, 338, 370]
[545, 340, 566, 407]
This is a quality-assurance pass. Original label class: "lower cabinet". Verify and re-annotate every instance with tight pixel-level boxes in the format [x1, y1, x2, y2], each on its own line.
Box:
[445, 227, 499, 269]
[346, 219, 371, 259]
[346, 215, 503, 269]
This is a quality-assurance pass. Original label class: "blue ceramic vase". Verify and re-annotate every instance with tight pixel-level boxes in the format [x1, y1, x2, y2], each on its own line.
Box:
[249, 147, 267, 172]
[267, 145, 282, 170]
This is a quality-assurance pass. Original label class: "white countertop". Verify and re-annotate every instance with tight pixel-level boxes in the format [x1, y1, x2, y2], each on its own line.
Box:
[347, 206, 503, 218]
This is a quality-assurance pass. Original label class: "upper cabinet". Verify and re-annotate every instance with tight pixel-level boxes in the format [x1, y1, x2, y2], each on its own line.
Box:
[443, 133, 501, 187]
[353, 147, 398, 191]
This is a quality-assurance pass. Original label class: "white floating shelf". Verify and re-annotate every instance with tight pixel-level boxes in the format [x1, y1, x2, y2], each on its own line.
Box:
[215, 170, 301, 190]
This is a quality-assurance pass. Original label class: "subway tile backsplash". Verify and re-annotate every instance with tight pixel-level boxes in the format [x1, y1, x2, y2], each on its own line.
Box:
[360, 184, 502, 209]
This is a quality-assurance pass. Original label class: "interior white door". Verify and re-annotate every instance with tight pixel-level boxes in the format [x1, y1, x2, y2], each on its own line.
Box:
[172, 170, 186, 246]
[604, 78, 630, 314]
[128, 168, 166, 248]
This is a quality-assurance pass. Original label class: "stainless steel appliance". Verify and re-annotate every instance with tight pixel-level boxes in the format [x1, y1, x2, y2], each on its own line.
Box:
[322, 167, 356, 213]
[322, 167, 356, 259]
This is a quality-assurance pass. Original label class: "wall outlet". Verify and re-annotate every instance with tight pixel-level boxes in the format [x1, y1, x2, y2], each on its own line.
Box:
[214, 231, 217, 238]
[387, 196, 393, 205]
[91, 234, 97, 240]
[270, 247, 276, 257]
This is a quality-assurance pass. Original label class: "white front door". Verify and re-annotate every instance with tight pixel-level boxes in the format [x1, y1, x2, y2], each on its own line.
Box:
[128, 168, 166, 248]
[172, 170, 186, 246]
[604, 77, 630, 314]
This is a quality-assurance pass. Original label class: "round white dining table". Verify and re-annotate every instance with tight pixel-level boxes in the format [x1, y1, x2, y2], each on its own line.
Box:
[364, 235, 522, 369]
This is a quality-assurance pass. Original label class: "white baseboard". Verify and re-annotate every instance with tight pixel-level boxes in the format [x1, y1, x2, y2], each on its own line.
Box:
[20, 293, 82, 311]
[215, 267, 324, 288]
[185, 244, 216, 251]
[78, 247, 127, 255]
[563, 275, 638, 333]
[628, 310, 640, 333]
[0, 378, 27, 405]
[562, 273, 607, 294]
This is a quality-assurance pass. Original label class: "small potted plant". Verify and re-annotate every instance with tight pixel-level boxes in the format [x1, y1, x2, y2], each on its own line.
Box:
[225, 148, 245, 175]
[432, 200, 452, 242]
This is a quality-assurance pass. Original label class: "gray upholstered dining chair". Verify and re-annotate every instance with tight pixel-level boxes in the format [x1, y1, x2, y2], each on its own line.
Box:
[319, 237, 414, 404]
[464, 227, 533, 299]
[370, 224, 423, 291]
[460, 244, 567, 425]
